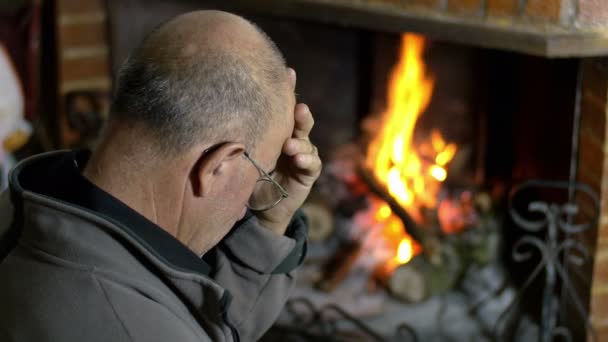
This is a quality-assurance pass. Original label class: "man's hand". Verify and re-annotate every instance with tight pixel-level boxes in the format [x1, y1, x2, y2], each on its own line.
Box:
[255, 69, 322, 235]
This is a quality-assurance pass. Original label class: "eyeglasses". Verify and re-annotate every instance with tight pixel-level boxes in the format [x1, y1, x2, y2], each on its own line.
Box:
[243, 151, 289, 212]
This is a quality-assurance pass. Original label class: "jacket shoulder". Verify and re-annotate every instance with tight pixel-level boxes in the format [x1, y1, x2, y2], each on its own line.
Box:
[0, 244, 213, 342]
[94, 276, 214, 341]
[0, 246, 133, 342]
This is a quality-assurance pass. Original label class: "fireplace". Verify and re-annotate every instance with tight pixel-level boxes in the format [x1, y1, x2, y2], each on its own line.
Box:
[268, 32, 588, 340]
[50, 0, 608, 340]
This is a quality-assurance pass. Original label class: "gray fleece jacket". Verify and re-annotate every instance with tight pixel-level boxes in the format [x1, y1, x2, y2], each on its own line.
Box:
[0, 151, 307, 342]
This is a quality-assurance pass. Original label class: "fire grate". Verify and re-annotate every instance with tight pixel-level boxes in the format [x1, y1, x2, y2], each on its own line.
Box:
[489, 180, 600, 341]
[261, 297, 418, 342]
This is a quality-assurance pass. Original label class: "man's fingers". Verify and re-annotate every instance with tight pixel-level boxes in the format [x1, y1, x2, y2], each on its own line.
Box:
[293, 153, 322, 176]
[283, 138, 317, 156]
[281, 99, 321, 182]
[293, 103, 314, 139]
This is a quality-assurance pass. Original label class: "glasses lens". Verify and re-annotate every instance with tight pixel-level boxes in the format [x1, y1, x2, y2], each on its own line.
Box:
[247, 178, 284, 211]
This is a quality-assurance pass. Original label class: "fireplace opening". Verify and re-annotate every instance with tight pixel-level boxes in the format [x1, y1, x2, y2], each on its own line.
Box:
[258, 25, 585, 341]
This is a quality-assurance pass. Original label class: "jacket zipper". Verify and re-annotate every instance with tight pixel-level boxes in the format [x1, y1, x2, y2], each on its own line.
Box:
[220, 291, 240, 342]
[227, 321, 240, 342]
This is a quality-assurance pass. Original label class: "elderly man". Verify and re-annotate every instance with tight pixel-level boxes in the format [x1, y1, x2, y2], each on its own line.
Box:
[0, 10, 320, 342]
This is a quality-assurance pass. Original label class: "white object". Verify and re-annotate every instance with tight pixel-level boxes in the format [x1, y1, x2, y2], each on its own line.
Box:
[0, 43, 28, 190]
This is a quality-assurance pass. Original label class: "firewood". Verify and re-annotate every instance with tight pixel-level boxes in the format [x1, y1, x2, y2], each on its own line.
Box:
[388, 260, 428, 303]
[301, 200, 334, 241]
[474, 192, 492, 213]
[357, 166, 423, 243]
[315, 240, 362, 292]
[373, 254, 461, 303]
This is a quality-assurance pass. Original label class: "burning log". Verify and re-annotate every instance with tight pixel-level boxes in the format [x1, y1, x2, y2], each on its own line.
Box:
[372, 252, 461, 303]
[388, 259, 427, 303]
[358, 166, 424, 244]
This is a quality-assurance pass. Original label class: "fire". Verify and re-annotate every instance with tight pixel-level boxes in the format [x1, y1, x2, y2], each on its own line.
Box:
[366, 33, 457, 223]
[396, 238, 414, 264]
[372, 202, 420, 272]
[366, 33, 457, 269]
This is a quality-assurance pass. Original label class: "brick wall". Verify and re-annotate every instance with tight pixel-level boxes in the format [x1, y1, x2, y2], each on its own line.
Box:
[580, 58, 608, 341]
[359, 0, 608, 28]
[55, 0, 110, 147]
[579, 0, 608, 28]
[487, 0, 518, 17]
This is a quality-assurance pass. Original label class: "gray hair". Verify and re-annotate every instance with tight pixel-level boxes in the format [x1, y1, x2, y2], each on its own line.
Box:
[109, 21, 286, 157]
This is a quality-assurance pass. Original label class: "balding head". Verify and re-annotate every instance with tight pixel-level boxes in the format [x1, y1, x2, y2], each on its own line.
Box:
[109, 10, 288, 158]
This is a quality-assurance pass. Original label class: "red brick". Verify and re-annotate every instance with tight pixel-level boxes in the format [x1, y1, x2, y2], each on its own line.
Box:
[60, 56, 110, 83]
[579, 0, 608, 28]
[578, 60, 608, 188]
[579, 130, 605, 180]
[59, 22, 107, 48]
[524, 0, 562, 22]
[583, 60, 608, 99]
[577, 159, 605, 186]
[447, 0, 483, 15]
[601, 173, 608, 215]
[366, 0, 442, 9]
[581, 63, 608, 111]
[593, 291, 608, 319]
[593, 328, 608, 342]
[410, 0, 443, 9]
[580, 105, 607, 147]
[592, 291, 608, 328]
[578, 168, 602, 197]
[593, 248, 608, 284]
[368, 0, 400, 6]
[575, 189, 601, 223]
[57, 0, 105, 14]
[487, 0, 519, 17]
[596, 228, 608, 249]
[581, 87, 608, 124]
[582, 88, 608, 119]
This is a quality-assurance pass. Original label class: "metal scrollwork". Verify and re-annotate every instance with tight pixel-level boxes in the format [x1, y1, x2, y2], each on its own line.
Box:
[496, 180, 599, 342]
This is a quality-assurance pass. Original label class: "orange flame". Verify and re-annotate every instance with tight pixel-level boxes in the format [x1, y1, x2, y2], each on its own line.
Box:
[366, 33, 458, 269]
[373, 202, 420, 272]
[366, 33, 457, 224]
[396, 238, 414, 264]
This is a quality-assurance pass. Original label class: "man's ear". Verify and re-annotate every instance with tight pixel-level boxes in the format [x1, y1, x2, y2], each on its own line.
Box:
[190, 142, 245, 197]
